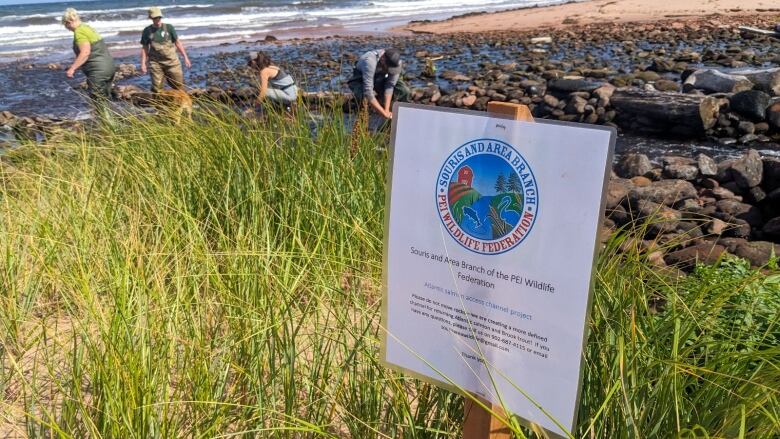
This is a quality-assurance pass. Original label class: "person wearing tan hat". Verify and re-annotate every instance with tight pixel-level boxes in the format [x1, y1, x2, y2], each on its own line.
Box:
[140, 6, 191, 92]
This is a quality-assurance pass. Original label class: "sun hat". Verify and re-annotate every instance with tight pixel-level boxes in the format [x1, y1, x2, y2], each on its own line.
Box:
[148, 7, 163, 19]
[384, 48, 402, 75]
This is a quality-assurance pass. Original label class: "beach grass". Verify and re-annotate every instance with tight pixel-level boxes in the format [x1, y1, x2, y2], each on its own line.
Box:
[0, 104, 777, 438]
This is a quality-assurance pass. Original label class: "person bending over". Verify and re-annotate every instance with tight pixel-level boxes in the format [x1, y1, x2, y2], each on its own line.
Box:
[62, 8, 116, 115]
[247, 51, 298, 108]
[347, 48, 409, 120]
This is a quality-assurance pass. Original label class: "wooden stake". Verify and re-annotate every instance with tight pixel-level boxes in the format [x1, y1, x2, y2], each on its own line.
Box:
[462, 101, 534, 439]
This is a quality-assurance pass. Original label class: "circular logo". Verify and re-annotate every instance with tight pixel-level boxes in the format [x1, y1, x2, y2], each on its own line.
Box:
[435, 138, 539, 255]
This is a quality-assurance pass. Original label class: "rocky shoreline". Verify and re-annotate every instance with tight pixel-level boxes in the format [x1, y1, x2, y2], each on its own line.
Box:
[606, 149, 780, 271]
[2, 14, 780, 269]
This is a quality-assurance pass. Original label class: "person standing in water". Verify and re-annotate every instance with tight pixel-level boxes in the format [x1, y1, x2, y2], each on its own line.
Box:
[140, 6, 191, 92]
[62, 8, 116, 112]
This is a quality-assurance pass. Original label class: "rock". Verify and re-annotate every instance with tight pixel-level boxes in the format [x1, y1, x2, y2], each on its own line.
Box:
[708, 218, 728, 235]
[737, 121, 756, 135]
[732, 67, 780, 96]
[746, 186, 767, 204]
[461, 94, 477, 107]
[649, 58, 676, 73]
[441, 70, 472, 81]
[709, 186, 740, 201]
[730, 149, 764, 189]
[530, 36, 552, 44]
[630, 176, 653, 187]
[635, 71, 661, 82]
[627, 179, 697, 207]
[763, 158, 780, 192]
[654, 79, 679, 92]
[662, 156, 698, 180]
[615, 153, 653, 178]
[763, 217, 780, 239]
[664, 243, 727, 270]
[767, 102, 780, 130]
[592, 84, 616, 102]
[683, 69, 753, 94]
[114, 63, 138, 80]
[542, 94, 560, 108]
[264, 35, 278, 41]
[729, 90, 771, 121]
[606, 178, 631, 209]
[715, 199, 763, 227]
[734, 241, 780, 267]
[697, 154, 718, 176]
[565, 95, 588, 113]
[547, 79, 603, 94]
[635, 199, 682, 234]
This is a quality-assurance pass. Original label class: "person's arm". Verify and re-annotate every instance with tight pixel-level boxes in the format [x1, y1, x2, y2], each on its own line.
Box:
[66, 42, 90, 78]
[361, 56, 391, 119]
[140, 44, 149, 74]
[174, 40, 191, 69]
[381, 71, 400, 118]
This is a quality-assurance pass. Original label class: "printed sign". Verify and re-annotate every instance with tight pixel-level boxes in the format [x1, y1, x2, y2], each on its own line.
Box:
[381, 103, 615, 437]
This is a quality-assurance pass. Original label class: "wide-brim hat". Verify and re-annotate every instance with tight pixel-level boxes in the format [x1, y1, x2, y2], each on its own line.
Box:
[148, 7, 163, 18]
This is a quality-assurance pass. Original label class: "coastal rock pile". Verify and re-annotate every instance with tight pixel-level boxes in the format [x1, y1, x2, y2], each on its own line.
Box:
[605, 149, 780, 269]
[0, 111, 81, 145]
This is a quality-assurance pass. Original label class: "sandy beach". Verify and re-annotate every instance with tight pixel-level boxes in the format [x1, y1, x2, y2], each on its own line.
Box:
[400, 0, 780, 33]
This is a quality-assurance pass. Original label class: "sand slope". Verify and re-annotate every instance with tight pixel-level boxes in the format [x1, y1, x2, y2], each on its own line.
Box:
[400, 0, 780, 33]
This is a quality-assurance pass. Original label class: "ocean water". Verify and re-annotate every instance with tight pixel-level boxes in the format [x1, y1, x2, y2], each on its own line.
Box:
[0, 0, 564, 62]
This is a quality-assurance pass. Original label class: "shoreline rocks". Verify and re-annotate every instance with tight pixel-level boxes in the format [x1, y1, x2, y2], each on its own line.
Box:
[605, 149, 780, 270]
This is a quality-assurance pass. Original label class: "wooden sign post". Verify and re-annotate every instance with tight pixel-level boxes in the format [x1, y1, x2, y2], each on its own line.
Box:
[382, 100, 614, 439]
[460, 101, 534, 439]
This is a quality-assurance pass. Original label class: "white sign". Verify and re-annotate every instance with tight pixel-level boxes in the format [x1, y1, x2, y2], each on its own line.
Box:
[381, 103, 615, 437]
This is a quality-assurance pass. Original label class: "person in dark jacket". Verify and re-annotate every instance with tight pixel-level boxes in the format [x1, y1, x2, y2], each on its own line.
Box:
[62, 8, 116, 111]
[347, 48, 409, 120]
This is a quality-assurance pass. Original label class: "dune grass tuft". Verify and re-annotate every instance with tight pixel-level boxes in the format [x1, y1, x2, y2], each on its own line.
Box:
[0, 105, 777, 438]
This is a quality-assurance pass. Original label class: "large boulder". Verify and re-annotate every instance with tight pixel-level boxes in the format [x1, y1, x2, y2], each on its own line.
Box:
[763, 158, 780, 192]
[732, 67, 780, 96]
[715, 199, 763, 227]
[615, 153, 653, 178]
[734, 241, 780, 267]
[763, 217, 780, 240]
[683, 69, 753, 94]
[729, 90, 772, 121]
[729, 149, 764, 189]
[627, 179, 697, 207]
[664, 242, 727, 271]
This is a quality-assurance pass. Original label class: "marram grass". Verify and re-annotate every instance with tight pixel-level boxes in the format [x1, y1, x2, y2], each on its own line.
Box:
[0, 105, 777, 438]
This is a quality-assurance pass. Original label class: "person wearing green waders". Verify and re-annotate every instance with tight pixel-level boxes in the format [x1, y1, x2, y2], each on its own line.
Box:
[140, 6, 191, 92]
[62, 8, 116, 112]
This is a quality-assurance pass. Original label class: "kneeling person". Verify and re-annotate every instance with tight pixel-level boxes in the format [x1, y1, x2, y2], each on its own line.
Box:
[247, 51, 298, 107]
[140, 6, 191, 92]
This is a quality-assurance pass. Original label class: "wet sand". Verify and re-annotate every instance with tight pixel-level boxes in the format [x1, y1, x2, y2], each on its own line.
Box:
[399, 0, 780, 34]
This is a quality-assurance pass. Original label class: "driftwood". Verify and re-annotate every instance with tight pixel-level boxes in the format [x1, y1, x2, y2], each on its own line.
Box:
[611, 89, 722, 136]
[738, 26, 780, 39]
